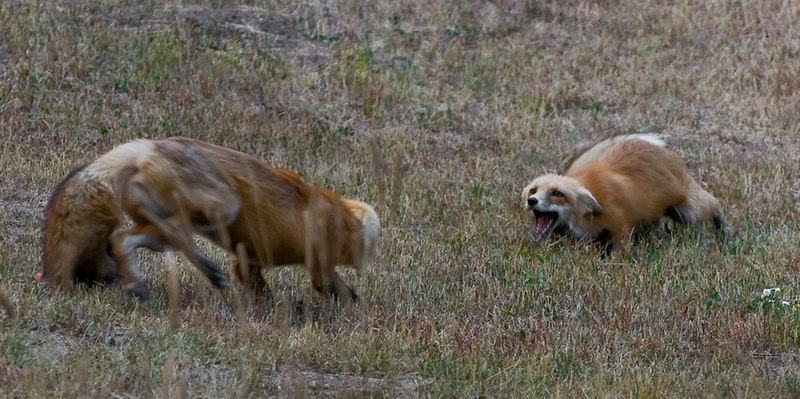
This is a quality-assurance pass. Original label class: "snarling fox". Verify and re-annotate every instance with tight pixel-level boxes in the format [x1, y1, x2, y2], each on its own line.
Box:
[521, 134, 725, 257]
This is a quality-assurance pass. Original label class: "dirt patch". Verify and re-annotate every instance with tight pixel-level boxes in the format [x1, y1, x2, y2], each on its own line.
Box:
[163, 5, 331, 67]
[753, 352, 800, 377]
[0, 191, 47, 245]
[184, 360, 432, 398]
[0, 43, 7, 78]
[274, 369, 431, 398]
[25, 328, 80, 362]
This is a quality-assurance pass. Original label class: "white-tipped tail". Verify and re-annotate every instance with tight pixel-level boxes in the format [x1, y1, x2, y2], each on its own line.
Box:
[359, 206, 381, 257]
[343, 199, 382, 268]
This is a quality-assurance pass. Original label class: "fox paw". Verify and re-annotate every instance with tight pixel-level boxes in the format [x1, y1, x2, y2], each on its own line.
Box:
[198, 257, 231, 290]
[207, 271, 231, 290]
[125, 280, 149, 302]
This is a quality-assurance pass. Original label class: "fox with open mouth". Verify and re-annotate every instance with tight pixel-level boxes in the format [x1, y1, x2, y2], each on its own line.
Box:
[521, 134, 726, 257]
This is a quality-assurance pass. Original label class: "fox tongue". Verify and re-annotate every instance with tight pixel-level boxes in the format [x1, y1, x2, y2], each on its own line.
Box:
[534, 214, 552, 241]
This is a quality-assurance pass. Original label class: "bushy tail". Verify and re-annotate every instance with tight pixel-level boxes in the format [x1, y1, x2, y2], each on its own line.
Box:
[342, 199, 382, 268]
[40, 164, 122, 291]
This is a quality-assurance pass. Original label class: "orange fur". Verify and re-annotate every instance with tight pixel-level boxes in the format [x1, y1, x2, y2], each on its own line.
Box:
[42, 164, 121, 291]
[41, 137, 381, 301]
[521, 134, 724, 256]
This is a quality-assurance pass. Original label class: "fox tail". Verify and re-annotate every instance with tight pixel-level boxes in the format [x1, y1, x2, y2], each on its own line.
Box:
[40, 164, 122, 291]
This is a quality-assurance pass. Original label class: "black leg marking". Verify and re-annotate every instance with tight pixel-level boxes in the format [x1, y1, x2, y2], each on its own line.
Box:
[315, 282, 358, 303]
[126, 279, 149, 303]
[197, 254, 230, 289]
[712, 213, 732, 242]
[594, 229, 613, 259]
[712, 214, 725, 231]
[329, 282, 358, 303]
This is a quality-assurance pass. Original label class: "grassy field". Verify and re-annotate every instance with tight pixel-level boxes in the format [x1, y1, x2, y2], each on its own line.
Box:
[1, 0, 799, 397]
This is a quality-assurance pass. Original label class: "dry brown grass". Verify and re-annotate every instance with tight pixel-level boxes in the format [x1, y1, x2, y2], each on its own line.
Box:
[1, 0, 799, 397]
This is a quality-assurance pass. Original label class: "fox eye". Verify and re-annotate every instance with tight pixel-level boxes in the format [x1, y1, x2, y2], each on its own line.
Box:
[551, 190, 564, 197]
[528, 187, 537, 195]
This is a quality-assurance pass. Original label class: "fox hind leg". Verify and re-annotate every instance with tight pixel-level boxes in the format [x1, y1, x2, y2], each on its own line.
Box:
[309, 265, 357, 303]
[666, 182, 731, 246]
[667, 185, 727, 236]
[231, 256, 271, 296]
[110, 226, 156, 301]
[136, 214, 231, 290]
[111, 220, 229, 301]
[116, 177, 231, 292]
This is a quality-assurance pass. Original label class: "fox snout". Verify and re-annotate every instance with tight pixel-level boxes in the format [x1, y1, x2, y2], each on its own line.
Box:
[526, 197, 538, 208]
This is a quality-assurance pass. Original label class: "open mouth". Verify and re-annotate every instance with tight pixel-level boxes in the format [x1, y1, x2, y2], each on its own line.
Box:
[531, 210, 558, 242]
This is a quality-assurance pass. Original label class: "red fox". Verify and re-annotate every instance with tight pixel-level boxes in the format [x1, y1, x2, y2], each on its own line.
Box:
[41, 137, 381, 301]
[521, 134, 725, 257]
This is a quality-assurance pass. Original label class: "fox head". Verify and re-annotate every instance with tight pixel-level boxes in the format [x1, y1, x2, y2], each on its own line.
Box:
[521, 174, 602, 242]
[342, 199, 382, 269]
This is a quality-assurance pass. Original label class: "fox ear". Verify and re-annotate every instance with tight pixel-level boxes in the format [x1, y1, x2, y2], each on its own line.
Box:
[574, 188, 602, 215]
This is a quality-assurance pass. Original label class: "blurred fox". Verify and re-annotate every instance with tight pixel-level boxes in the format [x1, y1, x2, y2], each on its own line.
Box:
[41, 137, 380, 301]
[521, 134, 725, 257]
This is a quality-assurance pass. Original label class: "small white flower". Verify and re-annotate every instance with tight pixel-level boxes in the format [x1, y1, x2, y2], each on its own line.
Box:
[762, 287, 781, 298]
[782, 301, 791, 306]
